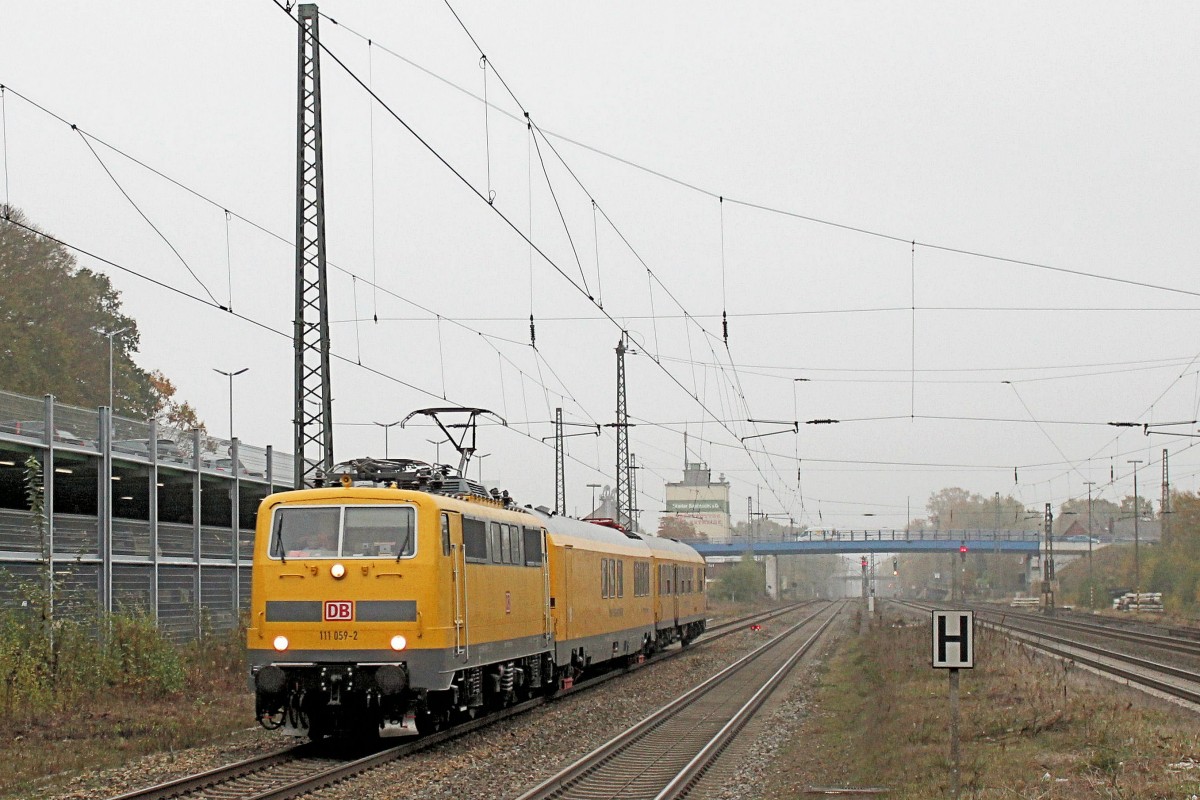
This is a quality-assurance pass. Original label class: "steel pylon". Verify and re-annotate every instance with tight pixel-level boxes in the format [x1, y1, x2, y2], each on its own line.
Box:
[293, 3, 334, 487]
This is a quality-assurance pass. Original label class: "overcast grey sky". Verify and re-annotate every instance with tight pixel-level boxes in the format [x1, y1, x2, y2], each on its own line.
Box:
[2, 2, 1198, 530]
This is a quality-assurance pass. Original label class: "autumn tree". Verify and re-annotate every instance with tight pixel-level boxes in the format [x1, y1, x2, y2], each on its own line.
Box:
[1119, 494, 1154, 519]
[925, 487, 1026, 531]
[715, 552, 764, 603]
[1058, 496, 1119, 536]
[0, 207, 198, 427]
[148, 371, 206, 435]
[657, 515, 702, 541]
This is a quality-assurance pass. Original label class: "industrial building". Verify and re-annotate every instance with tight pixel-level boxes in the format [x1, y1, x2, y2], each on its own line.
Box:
[664, 461, 731, 543]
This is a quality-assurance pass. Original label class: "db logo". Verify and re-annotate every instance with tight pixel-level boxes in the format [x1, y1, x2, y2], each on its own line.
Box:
[324, 601, 353, 621]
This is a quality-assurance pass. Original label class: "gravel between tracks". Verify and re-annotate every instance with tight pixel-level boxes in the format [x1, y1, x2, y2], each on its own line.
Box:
[25, 728, 282, 800]
[307, 623, 796, 800]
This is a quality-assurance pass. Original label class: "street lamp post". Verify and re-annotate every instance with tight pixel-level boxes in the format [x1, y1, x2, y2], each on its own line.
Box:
[372, 421, 400, 459]
[96, 326, 130, 418]
[213, 368, 249, 440]
[1128, 460, 1143, 611]
[1084, 480, 1096, 606]
[426, 438, 448, 465]
[587, 483, 601, 517]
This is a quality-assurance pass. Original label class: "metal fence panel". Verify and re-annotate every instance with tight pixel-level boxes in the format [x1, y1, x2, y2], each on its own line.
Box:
[0, 508, 42, 553]
[112, 564, 154, 614]
[55, 563, 101, 624]
[239, 526, 254, 561]
[54, 514, 98, 557]
[239, 566, 251, 617]
[51, 401, 100, 450]
[201, 526, 233, 559]
[157, 567, 197, 642]
[113, 518, 152, 558]
[201, 567, 236, 634]
[158, 522, 193, 558]
[0, 562, 42, 608]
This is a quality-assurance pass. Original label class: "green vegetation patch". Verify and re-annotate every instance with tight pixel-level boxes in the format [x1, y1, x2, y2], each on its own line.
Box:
[0, 594, 254, 799]
[766, 611, 1200, 798]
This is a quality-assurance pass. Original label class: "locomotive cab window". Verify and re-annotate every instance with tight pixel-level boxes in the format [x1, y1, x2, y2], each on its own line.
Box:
[270, 507, 341, 558]
[269, 505, 415, 559]
[343, 507, 416, 558]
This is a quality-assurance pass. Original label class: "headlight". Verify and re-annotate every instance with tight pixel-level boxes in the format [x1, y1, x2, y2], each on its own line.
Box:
[273, 635, 289, 652]
[330, 563, 346, 579]
[390, 635, 407, 651]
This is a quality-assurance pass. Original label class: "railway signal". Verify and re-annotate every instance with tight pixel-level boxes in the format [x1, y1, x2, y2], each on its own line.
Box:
[959, 543, 968, 562]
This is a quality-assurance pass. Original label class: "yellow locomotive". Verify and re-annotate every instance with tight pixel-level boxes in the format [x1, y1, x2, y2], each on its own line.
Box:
[247, 458, 706, 738]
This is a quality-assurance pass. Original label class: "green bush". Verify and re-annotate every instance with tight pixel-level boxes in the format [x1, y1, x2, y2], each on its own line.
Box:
[0, 585, 190, 721]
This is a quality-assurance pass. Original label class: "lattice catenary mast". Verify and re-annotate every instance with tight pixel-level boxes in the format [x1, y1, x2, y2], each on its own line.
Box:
[612, 334, 634, 530]
[554, 408, 565, 515]
[293, 3, 334, 488]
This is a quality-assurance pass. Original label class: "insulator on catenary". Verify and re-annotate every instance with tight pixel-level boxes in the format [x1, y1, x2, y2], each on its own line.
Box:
[529, 314, 536, 348]
[722, 310, 728, 344]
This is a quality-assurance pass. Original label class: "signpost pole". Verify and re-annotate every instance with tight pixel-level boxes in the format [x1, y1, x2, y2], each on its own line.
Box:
[933, 610, 972, 800]
[949, 667, 960, 799]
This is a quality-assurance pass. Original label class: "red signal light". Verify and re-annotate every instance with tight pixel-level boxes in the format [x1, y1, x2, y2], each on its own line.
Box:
[860, 558, 867, 569]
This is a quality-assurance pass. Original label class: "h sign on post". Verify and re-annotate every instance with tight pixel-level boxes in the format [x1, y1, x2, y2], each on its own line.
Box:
[932, 611, 974, 669]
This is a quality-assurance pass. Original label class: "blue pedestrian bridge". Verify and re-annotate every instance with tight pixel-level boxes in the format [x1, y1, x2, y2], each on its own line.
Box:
[687, 530, 1043, 557]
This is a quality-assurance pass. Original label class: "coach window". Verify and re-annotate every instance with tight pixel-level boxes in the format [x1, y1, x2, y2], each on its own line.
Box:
[508, 524, 522, 564]
[601, 559, 609, 598]
[617, 561, 624, 598]
[344, 507, 416, 558]
[634, 562, 648, 596]
[441, 513, 451, 556]
[522, 527, 543, 566]
[463, 518, 488, 563]
[489, 522, 503, 563]
[498, 524, 512, 564]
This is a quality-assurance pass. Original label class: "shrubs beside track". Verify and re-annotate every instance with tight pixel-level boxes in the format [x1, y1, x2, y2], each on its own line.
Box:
[763, 608, 1200, 798]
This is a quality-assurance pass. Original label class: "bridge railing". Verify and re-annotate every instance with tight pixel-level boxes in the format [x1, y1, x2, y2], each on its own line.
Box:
[675, 528, 1042, 547]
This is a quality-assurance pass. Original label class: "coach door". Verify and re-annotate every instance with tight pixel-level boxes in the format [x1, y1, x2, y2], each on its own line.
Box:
[540, 529, 552, 641]
[671, 564, 680, 626]
[444, 512, 468, 658]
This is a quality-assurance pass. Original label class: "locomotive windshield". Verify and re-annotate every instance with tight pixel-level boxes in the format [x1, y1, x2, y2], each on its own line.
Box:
[269, 506, 417, 559]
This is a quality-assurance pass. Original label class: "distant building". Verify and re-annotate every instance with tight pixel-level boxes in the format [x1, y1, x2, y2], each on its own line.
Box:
[664, 462, 731, 543]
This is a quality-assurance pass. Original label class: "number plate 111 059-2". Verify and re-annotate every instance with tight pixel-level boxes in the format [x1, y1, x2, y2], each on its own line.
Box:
[319, 630, 359, 641]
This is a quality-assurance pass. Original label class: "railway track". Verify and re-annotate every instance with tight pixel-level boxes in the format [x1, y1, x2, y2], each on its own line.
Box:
[893, 600, 1200, 709]
[995, 606, 1200, 659]
[107, 601, 817, 800]
[512, 601, 845, 800]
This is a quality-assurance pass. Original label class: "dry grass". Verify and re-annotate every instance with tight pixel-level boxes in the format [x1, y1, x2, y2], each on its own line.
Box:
[0, 623, 255, 800]
[766, 609, 1200, 798]
[0, 690, 254, 799]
